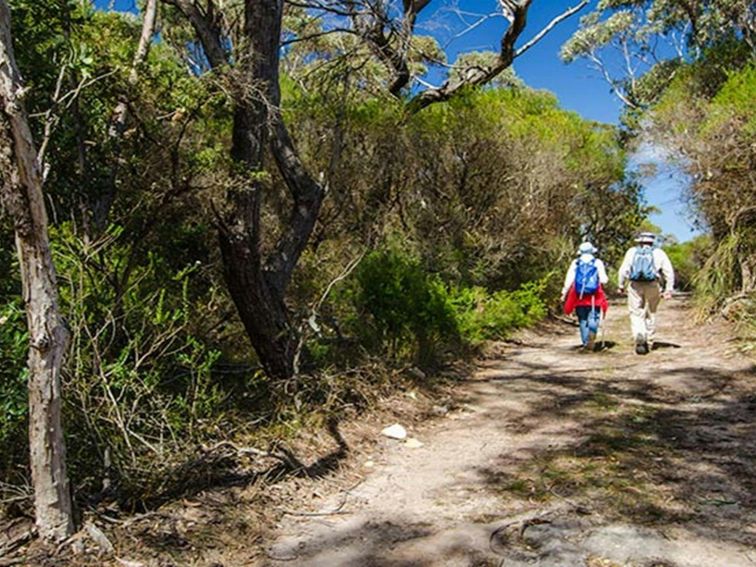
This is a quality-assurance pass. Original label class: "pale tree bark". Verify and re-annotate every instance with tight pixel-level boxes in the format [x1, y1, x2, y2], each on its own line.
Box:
[0, 0, 74, 541]
[94, 0, 159, 230]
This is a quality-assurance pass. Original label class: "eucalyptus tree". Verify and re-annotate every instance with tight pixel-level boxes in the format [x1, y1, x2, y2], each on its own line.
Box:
[561, 0, 755, 108]
[0, 0, 73, 542]
[160, 0, 589, 380]
[562, 0, 755, 305]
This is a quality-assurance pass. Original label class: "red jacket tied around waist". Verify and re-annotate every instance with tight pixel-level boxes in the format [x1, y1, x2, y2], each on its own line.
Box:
[563, 284, 608, 316]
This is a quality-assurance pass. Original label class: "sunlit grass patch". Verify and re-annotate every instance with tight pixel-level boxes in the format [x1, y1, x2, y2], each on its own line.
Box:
[494, 403, 691, 524]
[583, 391, 621, 413]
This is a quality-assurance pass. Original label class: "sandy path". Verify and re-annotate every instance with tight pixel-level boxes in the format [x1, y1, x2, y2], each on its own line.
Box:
[268, 297, 755, 567]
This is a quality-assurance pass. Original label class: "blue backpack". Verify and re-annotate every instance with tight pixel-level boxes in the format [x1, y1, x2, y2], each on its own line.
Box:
[575, 258, 599, 297]
[630, 246, 657, 281]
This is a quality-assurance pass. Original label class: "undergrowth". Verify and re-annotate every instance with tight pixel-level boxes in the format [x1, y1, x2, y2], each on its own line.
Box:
[1, 237, 548, 517]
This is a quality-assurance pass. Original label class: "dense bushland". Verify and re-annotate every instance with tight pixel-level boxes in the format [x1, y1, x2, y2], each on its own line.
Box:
[0, 2, 646, 515]
[650, 45, 755, 322]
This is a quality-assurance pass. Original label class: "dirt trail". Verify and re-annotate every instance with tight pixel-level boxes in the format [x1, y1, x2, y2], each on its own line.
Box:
[268, 297, 755, 567]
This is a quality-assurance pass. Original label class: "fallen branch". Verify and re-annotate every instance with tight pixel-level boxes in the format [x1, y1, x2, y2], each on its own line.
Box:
[0, 519, 35, 559]
[280, 507, 351, 517]
[200, 440, 296, 466]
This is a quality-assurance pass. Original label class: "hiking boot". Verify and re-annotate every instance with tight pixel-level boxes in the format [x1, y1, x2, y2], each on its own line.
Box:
[586, 331, 596, 352]
[635, 338, 649, 355]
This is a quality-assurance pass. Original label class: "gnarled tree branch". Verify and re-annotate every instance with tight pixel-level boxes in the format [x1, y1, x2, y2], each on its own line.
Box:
[163, 0, 228, 68]
[406, 0, 534, 112]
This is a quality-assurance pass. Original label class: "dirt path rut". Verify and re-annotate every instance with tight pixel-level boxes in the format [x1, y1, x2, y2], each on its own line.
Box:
[268, 297, 755, 567]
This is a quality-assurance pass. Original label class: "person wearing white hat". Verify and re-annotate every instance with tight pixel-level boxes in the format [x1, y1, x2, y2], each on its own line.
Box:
[617, 232, 675, 354]
[561, 242, 609, 301]
[561, 242, 609, 349]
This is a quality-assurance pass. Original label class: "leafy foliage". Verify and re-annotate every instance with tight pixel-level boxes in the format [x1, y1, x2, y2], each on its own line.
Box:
[562, 0, 755, 108]
[350, 245, 547, 365]
[564, 0, 753, 325]
[650, 44, 755, 311]
[663, 235, 712, 291]
[355, 245, 459, 364]
[451, 282, 547, 346]
[0, 300, 28, 478]
[0, 2, 648, 512]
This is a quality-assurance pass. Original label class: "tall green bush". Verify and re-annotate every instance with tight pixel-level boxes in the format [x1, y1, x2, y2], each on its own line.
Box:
[355, 246, 459, 365]
[649, 43, 755, 313]
[1, 225, 232, 507]
[351, 245, 547, 365]
[0, 300, 29, 482]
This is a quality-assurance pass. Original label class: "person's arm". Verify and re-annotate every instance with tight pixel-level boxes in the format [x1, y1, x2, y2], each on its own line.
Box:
[561, 260, 576, 300]
[596, 259, 609, 285]
[656, 249, 675, 295]
[617, 249, 634, 291]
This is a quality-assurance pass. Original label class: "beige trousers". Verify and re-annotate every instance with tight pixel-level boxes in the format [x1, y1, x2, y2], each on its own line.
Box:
[628, 281, 661, 342]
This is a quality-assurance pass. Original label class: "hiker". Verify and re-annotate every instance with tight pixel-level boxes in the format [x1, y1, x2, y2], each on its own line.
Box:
[561, 242, 609, 350]
[617, 232, 675, 355]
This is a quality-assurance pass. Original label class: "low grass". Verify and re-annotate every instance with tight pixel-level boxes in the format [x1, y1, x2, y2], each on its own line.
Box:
[496, 399, 692, 525]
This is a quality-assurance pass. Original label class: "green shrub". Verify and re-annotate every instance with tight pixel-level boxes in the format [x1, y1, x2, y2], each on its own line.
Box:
[47, 224, 228, 505]
[0, 300, 29, 482]
[664, 235, 712, 292]
[450, 281, 547, 346]
[693, 232, 749, 315]
[353, 245, 547, 362]
[355, 246, 459, 365]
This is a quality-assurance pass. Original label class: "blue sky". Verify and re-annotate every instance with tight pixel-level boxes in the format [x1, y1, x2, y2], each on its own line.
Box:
[415, 0, 698, 241]
[95, 0, 136, 10]
[95, 0, 699, 241]
[418, 0, 622, 123]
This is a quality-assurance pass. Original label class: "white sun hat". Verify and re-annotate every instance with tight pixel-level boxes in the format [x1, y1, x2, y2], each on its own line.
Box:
[635, 232, 657, 244]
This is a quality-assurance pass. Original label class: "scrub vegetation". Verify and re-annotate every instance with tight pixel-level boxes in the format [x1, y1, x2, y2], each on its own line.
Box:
[0, 0, 751, 557]
[0, 0, 645, 524]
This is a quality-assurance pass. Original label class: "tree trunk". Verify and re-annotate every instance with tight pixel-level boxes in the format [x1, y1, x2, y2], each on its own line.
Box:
[166, 0, 568, 380]
[0, 0, 74, 542]
[218, 229, 297, 379]
[164, 0, 306, 380]
[216, 0, 324, 381]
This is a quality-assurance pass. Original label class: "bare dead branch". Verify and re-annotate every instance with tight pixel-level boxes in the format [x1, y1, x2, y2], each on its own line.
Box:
[515, 0, 588, 58]
[406, 0, 534, 113]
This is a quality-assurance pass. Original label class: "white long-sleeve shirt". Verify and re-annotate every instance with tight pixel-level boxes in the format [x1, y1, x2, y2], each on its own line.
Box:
[562, 254, 609, 297]
[617, 246, 675, 292]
